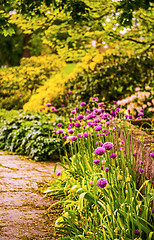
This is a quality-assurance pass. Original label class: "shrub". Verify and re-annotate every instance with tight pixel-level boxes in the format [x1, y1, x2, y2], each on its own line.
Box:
[64, 52, 154, 106]
[0, 111, 68, 161]
[0, 54, 65, 110]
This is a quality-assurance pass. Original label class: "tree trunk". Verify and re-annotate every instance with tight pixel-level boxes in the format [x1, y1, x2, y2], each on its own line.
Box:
[22, 34, 32, 58]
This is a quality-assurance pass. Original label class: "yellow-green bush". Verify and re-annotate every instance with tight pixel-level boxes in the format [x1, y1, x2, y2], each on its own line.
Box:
[0, 54, 65, 110]
[23, 73, 67, 112]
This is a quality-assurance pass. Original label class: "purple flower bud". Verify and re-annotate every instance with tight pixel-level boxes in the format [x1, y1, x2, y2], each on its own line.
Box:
[80, 102, 86, 106]
[140, 161, 143, 164]
[110, 153, 117, 159]
[19, 94, 22, 97]
[150, 152, 154, 158]
[56, 129, 64, 134]
[78, 114, 84, 120]
[93, 159, 100, 165]
[63, 135, 68, 139]
[68, 129, 74, 134]
[96, 178, 107, 188]
[74, 122, 81, 128]
[94, 125, 102, 131]
[56, 171, 62, 176]
[101, 166, 104, 170]
[71, 110, 76, 114]
[61, 104, 65, 107]
[105, 167, 109, 172]
[103, 142, 114, 150]
[51, 106, 57, 111]
[83, 131, 91, 138]
[133, 153, 136, 156]
[139, 167, 144, 173]
[135, 229, 139, 235]
[94, 147, 106, 155]
[46, 102, 51, 107]
[57, 123, 62, 127]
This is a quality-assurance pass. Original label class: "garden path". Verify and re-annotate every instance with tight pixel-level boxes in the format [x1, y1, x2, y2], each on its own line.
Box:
[0, 151, 62, 240]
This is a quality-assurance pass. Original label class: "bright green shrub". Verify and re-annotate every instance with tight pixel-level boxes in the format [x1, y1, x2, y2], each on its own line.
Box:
[64, 52, 154, 106]
[0, 54, 65, 110]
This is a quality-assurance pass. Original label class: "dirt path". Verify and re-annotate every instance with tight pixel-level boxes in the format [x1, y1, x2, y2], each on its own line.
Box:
[0, 151, 62, 240]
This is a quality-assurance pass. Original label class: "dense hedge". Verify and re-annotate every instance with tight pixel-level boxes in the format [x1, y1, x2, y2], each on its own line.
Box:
[0, 54, 65, 110]
[65, 53, 154, 105]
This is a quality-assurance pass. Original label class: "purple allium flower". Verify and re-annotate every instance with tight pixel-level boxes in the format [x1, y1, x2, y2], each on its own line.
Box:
[150, 152, 154, 158]
[68, 91, 72, 94]
[108, 106, 111, 109]
[103, 142, 114, 150]
[63, 135, 68, 139]
[51, 106, 57, 111]
[46, 102, 51, 107]
[114, 101, 117, 104]
[86, 109, 91, 114]
[140, 161, 143, 164]
[119, 140, 124, 145]
[74, 122, 81, 128]
[105, 167, 109, 172]
[57, 123, 62, 127]
[129, 115, 132, 119]
[105, 121, 110, 127]
[133, 153, 136, 156]
[95, 125, 102, 131]
[77, 133, 82, 138]
[70, 136, 77, 141]
[61, 104, 65, 107]
[80, 102, 86, 106]
[65, 97, 67, 99]
[135, 229, 139, 235]
[139, 167, 144, 173]
[97, 102, 104, 107]
[56, 129, 64, 134]
[116, 108, 121, 112]
[19, 94, 22, 97]
[110, 153, 117, 159]
[78, 114, 84, 120]
[94, 147, 106, 155]
[93, 159, 100, 165]
[56, 171, 62, 176]
[96, 178, 107, 188]
[110, 110, 115, 116]
[83, 131, 91, 138]
[138, 112, 144, 117]
[101, 166, 104, 170]
[68, 129, 74, 134]
[71, 110, 76, 114]
[70, 122, 74, 127]
[140, 109, 144, 112]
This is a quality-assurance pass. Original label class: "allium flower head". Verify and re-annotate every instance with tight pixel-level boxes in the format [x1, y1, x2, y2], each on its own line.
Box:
[110, 153, 117, 159]
[103, 142, 114, 150]
[19, 94, 22, 97]
[135, 229, 139, 235]
[78, 114, 84, 120]
[93, 159, 100, 165]
[94, 147, 106, 155]
[80, 102, 86, 106]
[51, 106, 57, 111]
[56, 171, 62, 176]
[46, 102, 51, 107]
[68, 129, 74, 134]
[74, 122, 81, 128]
[56, 129, 64, 134]
[94, 125, 102, 131]
[105, 167, 109, 172]
[67, 136, 77, 142]
[71, 110, 76, 114]
[139, 167, 144, 173]
[150, 152, 154, 158]
[83, 131, 91, 138]
[57, 123, 62, 127]
[96, 178, 107, 188]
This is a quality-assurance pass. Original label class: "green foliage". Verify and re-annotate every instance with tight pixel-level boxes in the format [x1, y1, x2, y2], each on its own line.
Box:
[44, 101, 154, 239]
[0, 54, 65, 110]
[0, 111, 67, 161]
[64, 53, 154, 106]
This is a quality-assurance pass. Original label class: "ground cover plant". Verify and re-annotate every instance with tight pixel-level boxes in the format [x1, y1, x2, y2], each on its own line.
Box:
[44, 98, 154, 240]
[0, 111, 69, 161]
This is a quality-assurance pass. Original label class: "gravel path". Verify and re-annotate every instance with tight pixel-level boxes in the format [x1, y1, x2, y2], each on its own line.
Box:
[0, 151, 62, 240]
